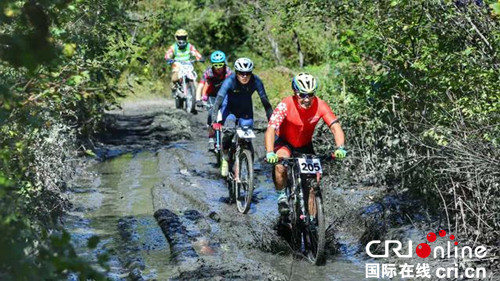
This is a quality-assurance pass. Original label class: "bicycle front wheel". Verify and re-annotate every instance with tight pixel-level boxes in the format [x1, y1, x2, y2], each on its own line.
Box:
[235, 149, 254, 214]
[304, 194, 326, 265]
[186, 81, 196, 113]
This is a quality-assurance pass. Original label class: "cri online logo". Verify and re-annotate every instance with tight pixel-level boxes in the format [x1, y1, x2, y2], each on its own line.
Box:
[416, 229, 455, 258]
[366, 230, 488, 259]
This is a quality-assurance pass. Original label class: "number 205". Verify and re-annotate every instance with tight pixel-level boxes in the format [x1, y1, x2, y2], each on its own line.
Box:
[301, 163, 321, 171]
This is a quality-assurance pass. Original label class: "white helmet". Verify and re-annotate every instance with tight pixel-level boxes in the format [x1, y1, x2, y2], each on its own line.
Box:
[234, 58, 254, 72]
[292, 72, 318, 94]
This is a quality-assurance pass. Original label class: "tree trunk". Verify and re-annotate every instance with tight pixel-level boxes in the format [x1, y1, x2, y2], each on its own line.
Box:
[267, 32, 282, 64]
[293, 30, 304, 68]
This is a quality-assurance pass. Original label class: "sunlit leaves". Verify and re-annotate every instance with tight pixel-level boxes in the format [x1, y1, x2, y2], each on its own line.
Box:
[491, 1, 500, 16]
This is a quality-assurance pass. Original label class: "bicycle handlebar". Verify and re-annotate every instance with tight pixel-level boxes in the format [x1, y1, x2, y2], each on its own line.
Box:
[265, 154, 337, 164]
[166, 59, 202, 65]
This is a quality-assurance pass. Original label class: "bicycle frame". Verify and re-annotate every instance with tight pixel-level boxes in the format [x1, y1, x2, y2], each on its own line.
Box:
[176, 61, 197, 97]
[224, 125, 255, 180]
[282, 156, 322, 220]
[214, 122, 256, 214]
[170, 59, 198, 113]
[214, 122, 254, 165]
[278, 154, 328, 264]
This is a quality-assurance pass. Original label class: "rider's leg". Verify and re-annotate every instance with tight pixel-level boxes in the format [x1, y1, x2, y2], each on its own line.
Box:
[170, 63, 180, 97]
[274, 146, 291, 190]
[237, 118, 254, 128]
[196, 82, 203, 101]
[207, 111, 215, 151]
[275, 146, 291, 215]
[219, 111, 232, 177]
[207, 96, 216, 138]
[220, 112, 232, 158]
[207, 110, 214, 135]
[171, 62, 180, 82]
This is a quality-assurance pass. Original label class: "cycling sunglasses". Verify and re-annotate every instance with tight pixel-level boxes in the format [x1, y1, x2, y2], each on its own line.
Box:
[296, 92, 315, 99]
[176, 36, 187, 41]
[212, 62, 225, 69]
[237, 71, 252, 77]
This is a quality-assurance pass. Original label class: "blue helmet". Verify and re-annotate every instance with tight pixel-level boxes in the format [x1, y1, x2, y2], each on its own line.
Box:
[210, 50, 226, 64]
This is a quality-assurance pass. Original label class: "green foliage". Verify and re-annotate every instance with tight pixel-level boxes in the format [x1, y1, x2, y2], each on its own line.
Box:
[298, 0, 500, 247]
[1, 0, 138, 278]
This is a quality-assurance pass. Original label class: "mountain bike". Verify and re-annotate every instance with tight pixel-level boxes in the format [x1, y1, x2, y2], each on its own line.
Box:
[168, 59, 198, 113]
[215, 122, 256, 214]
[275, 154, 332, 265]
[199, 97, 218, 153]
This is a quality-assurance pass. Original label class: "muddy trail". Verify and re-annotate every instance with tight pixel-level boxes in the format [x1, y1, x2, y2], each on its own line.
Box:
[64, 98, 397, 280]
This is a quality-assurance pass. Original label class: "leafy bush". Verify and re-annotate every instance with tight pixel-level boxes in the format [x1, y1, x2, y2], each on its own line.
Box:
[0, 0, 138, 278]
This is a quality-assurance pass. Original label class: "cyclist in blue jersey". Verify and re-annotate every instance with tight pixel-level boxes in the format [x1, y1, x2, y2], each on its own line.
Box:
[211, 57, 273, 176]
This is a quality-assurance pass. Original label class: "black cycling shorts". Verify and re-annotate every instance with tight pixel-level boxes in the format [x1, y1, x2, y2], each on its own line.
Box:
[274, 137, 315, 156]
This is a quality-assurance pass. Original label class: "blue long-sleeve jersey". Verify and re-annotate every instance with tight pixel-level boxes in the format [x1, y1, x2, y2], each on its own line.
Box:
[211, 73, 273, 122]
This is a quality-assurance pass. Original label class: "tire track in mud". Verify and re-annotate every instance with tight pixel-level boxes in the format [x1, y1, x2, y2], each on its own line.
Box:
[150, 133, 288, 280]
[146, 104, 382, 280]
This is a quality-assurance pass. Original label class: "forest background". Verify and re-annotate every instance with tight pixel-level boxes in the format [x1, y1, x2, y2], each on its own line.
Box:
[0, 0, 499, 279]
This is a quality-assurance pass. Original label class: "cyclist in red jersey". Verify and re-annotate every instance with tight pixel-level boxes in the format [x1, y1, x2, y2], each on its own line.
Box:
[264, 73, 347, 215]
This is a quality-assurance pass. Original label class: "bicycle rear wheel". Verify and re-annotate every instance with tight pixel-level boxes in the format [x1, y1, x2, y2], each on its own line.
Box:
[235, 149, 254, 214]
[304, 194, 326, 265]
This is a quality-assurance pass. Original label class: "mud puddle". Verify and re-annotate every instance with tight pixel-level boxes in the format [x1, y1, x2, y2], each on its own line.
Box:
[64, 98, 384, 280]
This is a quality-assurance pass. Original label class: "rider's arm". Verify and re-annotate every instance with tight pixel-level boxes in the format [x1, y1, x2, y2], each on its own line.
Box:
[165, 45, 175, 60]
[211, 77, 233, 123]
[319, 99, 345, 148]
[196, 81, 204, 101]
[189, 45, 203, 61]
[196, 71, 207, 100]
[202, 83, 210, 97]
[254, 76, 274, 120]
[265, 126, 276, 153]
[329, 122, 345, 148]
[265, 102, 288, 152]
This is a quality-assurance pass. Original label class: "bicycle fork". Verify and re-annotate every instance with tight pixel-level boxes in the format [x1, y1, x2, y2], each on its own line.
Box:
[233, 146, 240, 183]
[215, 130, 221, 152]
[298, 183, 307, 222]
[182, 76, 187, 98]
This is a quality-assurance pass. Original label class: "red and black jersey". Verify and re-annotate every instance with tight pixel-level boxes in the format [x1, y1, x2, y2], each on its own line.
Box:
[268, 96, 338, 148]
[200, 66, 232, 96]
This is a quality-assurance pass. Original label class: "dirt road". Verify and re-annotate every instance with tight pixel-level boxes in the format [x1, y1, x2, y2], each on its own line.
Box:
[65, 98, 374, 280]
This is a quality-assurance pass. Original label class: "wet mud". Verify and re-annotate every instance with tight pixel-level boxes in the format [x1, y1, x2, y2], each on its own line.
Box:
[64, 98, 415, 280]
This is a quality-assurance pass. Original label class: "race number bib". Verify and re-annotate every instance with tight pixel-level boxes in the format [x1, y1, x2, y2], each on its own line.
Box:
[236, 129, 256, 139]
[297, 157, 322, 174]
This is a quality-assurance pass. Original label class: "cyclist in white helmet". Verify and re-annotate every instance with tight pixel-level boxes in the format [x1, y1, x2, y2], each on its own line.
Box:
[211, 57, 274, 177]
[264, 73, 347, 215]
